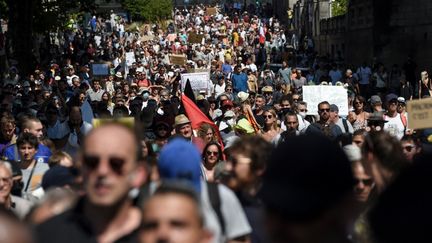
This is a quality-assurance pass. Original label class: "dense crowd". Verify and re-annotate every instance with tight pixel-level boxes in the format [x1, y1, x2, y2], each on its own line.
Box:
[0, 3, 431, 243]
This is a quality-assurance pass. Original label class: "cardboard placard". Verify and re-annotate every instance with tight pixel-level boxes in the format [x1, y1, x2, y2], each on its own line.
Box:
[169, 54, 187, 66]
[302, 86, 349, 116]
[206, 7, 217, 16]
[407, 98, 432, 129]
[91, 63, 110, 76]
[188, 32, 204, 44]
[125, 52, 136, 67]
[181, 72, 210, 92]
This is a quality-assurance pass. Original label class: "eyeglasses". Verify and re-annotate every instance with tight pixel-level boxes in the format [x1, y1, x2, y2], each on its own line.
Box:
[354, 178, 374, 186]
[83, 155, 125, 175]
[206, 151, 219, 156]
[226, 89, 232, 91]
[319, 108, 330, 113]
[264, 115, 273, 119]
[398, 103, 406, 107]
[299, 109, 307, 112]
[403, 144, 415, 152]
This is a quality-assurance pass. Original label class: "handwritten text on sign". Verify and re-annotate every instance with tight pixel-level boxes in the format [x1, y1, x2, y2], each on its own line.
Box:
[181, 72, 210, 92]
[407, 98, 432, 129]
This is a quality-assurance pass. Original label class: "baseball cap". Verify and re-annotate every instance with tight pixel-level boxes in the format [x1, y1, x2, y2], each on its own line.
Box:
[259, 134, 354, 221]
[386, 93, 398, 103]
[221, 99, 233, 108]
[370, 95, 382, 105]
[41, 166, 75, 191]
[329, 104, 339, 113]
[158, 138, 202, 192]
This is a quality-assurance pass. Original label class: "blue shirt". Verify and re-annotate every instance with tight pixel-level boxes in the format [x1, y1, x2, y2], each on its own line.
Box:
[2, 144, 52, 163]
[232, 72, 248, 93]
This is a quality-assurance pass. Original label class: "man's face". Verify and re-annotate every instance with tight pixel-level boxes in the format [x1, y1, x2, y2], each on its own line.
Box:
[318, 104, 330, 122]
[352, 135, 364, 148]
[329, 110, 338, 122]
[402, 140, 418, 162]
[18, 143, 37, 163]
[177, 123, 192, 139]
[0, 166, 12, 202]
[140, 194, 211, 243]
[225, 153, 254, 190]
[93, 81, 101, 91]
[25, 121, 43, 140]
[352, 162, 374, 203]
[69, 110, 82, 127]
[1, 123, 15, 141]
[285, 115, 299, 131]
[82, 126, 141, 207]
[387, 100, 398, 112]
[255, 97, 264, 109]
[397, 102, 406, 113]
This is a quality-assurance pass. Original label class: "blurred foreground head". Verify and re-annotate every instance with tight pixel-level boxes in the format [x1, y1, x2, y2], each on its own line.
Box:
[259, 134, 355, 243]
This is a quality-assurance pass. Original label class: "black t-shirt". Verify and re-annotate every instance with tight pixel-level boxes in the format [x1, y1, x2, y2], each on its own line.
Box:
[35, 198, 140, 243]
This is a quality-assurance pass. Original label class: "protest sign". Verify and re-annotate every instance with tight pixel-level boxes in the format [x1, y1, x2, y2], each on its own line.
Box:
[125, 52, 136, 67]
[407, 98, 432, 129]
[206, 7, 217, 15]
[91, 63, 110, 76]
[188, 32, 204, 44]
[302, 86, 349, 116]
[169, 54, 187, 66]
[181, 72, 210, 92]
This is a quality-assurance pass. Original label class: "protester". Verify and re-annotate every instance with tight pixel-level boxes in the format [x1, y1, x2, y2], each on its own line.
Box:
[36, 123, 147, 242]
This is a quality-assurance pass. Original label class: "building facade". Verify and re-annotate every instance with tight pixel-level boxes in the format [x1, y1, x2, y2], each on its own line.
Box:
[317, 0, 432, 71]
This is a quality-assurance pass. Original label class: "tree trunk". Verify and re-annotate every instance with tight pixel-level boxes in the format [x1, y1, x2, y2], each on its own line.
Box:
[7, 0, 36, 76]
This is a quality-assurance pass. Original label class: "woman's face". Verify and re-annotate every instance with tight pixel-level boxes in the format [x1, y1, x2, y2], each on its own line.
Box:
[102, 93, 109, 101]
[354, 99, 363, 110]
[141, 141, 149, 158]
[205, 144, 219, 165]
[205, 128, 214, 143]
[264, 111, 275, 126]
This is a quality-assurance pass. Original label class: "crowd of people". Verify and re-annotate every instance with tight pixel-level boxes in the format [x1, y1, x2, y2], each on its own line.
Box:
[0, 3, 431, 243]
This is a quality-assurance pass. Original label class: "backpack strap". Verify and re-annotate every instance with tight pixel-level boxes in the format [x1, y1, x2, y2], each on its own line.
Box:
[342, 118, 349, 133]
[207, 182, 225, 234]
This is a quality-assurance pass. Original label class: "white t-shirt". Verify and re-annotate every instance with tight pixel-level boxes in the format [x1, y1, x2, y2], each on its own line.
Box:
[384, 113, 405, 140]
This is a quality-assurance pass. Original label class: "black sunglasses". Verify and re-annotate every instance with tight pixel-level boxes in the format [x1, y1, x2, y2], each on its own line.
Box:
[354, 178, 374, 186]
[206, 151, 219, 156]
[83, 155, 125, 175]
[319, 108, 330, 113]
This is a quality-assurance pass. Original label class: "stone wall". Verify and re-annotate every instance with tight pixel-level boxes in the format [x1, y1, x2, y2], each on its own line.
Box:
[316, 0, 432, 71]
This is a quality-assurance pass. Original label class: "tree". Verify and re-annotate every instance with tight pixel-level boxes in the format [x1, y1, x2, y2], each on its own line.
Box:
[122, 0, 173, 23]
[332, 0, 348, 17]
[5, 0, 93, 75]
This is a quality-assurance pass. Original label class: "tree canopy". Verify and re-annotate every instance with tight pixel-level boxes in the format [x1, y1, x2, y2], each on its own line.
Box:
[332, 0, 348, 17]
[121, 0, 173, 23]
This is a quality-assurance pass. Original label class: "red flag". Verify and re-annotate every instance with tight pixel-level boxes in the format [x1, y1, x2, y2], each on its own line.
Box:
[181, 94, 225, 154]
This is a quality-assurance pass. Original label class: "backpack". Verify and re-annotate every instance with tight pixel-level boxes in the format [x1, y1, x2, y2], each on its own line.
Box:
[207, 182, 226, 234]
[342, 118, 349, 133]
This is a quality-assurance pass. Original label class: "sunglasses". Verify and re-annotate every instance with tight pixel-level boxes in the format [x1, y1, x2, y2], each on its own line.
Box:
[226, 89, 232, 91]
[354, 101, 363, 105]
[264, 115, 273, 119]
[403, 144, 415, 152]
[354, 178, 374, 186]
[206, 151, 219, 156]
[83, 155, 125, 175]
[319, 108, 330, 113]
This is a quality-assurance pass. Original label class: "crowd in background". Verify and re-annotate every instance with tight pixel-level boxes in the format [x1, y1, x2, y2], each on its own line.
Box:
[0, 3, 431, 243]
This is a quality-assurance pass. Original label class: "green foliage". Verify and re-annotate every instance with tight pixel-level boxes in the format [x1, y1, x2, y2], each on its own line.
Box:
[332, 0, 348, 17]
[122, 0, 173, 23]
[0, 0, 7, 19]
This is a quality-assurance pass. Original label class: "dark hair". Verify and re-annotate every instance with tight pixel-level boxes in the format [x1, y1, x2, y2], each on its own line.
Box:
[353, 129, 367, 137]
[363, 131, 409, 173]
[228, 136, 272, 172]
[202, 141, 223, 162]
[16, 133, 39, 150]
[150, 182, 203, 226]
[317, 101, 330, 109]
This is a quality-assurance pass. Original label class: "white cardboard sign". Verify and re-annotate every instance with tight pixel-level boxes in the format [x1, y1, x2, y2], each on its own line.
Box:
[302, 86, 349, 116]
